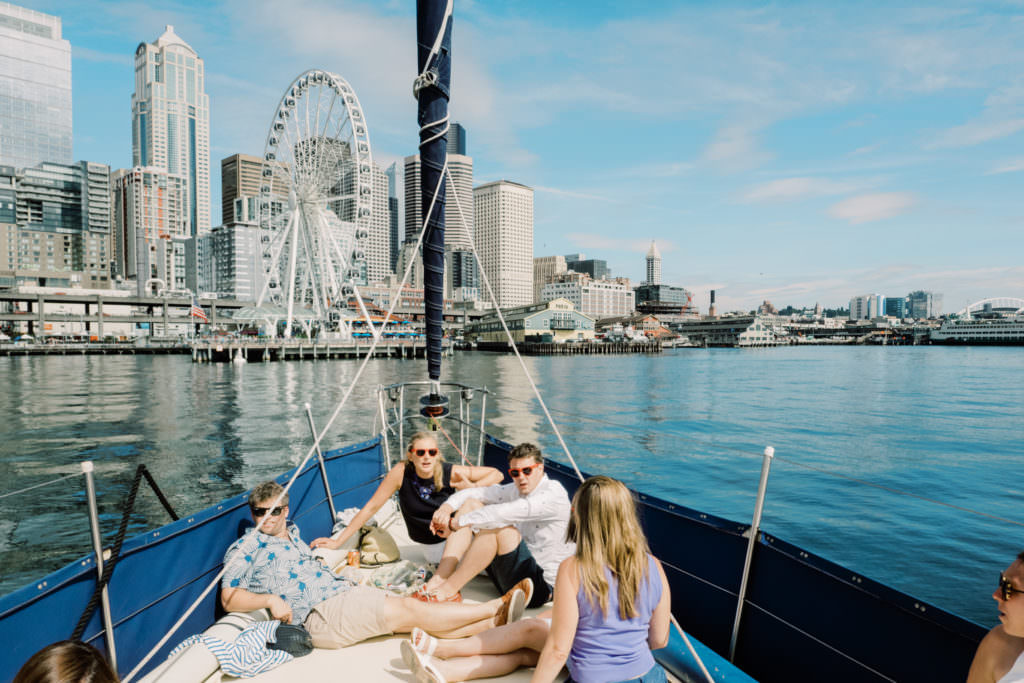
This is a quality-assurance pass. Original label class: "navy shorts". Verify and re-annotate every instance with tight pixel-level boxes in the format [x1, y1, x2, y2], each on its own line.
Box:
[486, 539, 551, 608]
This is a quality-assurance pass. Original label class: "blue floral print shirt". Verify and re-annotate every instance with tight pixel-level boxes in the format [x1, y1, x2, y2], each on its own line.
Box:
[221, 523, 353, 624]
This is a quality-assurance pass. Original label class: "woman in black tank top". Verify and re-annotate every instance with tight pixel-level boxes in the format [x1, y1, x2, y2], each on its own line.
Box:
[310, 431, 502, 554]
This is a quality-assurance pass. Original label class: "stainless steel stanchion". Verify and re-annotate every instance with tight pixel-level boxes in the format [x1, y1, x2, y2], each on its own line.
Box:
[304, 404, 337, 524]
[81, 461, 118, 671]
[729, 445, 775, 662]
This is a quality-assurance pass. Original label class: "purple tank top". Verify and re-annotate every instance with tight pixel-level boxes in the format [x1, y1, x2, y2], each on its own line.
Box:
[568, 554, 661, 683]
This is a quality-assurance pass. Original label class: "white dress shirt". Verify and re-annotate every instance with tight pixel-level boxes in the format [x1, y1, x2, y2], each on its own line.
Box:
[446, 474, 575, 588]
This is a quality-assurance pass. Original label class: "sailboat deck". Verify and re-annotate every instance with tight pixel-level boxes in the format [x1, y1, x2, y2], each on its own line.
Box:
[199, 510, 564, 683]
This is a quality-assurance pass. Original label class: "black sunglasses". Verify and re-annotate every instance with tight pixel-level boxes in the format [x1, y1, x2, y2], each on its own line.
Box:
[411, 448, 439, 457]
[251, 505, 285, 518]
[509, 465, 539, 478]
[999, 574, 1024, 601]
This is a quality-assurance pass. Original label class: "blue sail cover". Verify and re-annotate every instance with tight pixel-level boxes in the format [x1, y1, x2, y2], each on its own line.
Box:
[417, 0, 452, 381]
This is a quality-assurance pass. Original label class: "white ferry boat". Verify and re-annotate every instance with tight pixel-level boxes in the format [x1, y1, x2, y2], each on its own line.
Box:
[930, 299, 1024, 345]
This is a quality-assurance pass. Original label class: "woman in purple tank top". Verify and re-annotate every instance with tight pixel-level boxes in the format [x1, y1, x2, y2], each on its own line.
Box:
[532, 476, 671, 683]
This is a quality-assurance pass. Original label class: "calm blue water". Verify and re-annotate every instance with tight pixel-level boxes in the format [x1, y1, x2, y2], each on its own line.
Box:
[0, 347, 1021, 628]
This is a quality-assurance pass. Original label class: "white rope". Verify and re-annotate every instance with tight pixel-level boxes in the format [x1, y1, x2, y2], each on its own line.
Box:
[445, 165, 718, 682]
[416, 0, 454, 85]
[443, 164, 583, 483]
[123, 152, 451, 683]
[670, 614, 716, 683]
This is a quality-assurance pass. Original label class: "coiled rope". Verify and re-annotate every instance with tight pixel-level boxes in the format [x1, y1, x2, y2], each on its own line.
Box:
[72, 465, 178, 641]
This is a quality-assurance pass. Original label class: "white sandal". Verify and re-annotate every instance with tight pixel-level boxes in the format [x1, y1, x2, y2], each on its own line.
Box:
[410, 627, 439, 657]
[400, 639, 447, 683]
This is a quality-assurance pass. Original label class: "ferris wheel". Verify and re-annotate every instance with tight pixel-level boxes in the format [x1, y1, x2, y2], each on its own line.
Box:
[256, 69, 373, 338]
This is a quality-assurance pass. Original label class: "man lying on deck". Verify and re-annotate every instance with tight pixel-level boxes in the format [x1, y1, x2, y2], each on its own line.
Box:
[419, 443, 574, 608]
[968, 551, 1024, 683]
[220, 481, 527, 649]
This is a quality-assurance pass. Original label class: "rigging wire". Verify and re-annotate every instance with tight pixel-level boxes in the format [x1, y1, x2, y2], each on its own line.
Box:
[0, 472, 80, 500]
[443, 167, 714, 683]
[124, 150, 452, 683]
[443, 164, 584, 483]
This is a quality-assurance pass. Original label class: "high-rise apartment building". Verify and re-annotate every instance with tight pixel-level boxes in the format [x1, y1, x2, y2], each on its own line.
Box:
[403, 153, 473, 248]
[111, 167, 187, 294]
[131, 25, 210, 239]
[0, 162, 111, 288]
[474, 180, 533, 308]
[645, 241, 661, 285]
[533, 255, 568, 303]
[220, 153, 263, 224]
[0, 3, 72, 169]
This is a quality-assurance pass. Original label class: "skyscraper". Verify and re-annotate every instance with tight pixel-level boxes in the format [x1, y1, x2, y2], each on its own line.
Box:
[111, 167, 187, 293]
[403, 153, 473, 247]
[220, 153, 263, 225]
[447, 122, 466, 156]
[0, 3, 72, 169]
[131, 25, 210, 238]
[474, 180, 533, 308]
[385, 163, 400, 273]
[645, 240, 661, 285]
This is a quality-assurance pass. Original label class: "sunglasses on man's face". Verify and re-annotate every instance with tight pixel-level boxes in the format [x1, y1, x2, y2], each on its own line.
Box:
[999, 574, 1024, 601]
[251, 505, 285, 518]
[509, 465, 539, 478]
[411, 448, 439, 457]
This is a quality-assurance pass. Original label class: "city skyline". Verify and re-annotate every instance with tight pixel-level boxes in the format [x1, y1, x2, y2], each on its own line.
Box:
[15, 0, 1024, 312]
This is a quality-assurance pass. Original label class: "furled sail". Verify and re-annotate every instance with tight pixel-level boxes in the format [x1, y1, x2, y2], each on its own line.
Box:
[415, 0, 452, 382]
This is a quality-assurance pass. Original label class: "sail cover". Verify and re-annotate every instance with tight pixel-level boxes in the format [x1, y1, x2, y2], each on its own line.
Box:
[416, 0, 452, 382]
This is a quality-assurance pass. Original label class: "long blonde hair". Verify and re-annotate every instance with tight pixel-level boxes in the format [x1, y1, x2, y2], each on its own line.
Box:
[406, 431, 446, 492]
[567, 476, 650, 620]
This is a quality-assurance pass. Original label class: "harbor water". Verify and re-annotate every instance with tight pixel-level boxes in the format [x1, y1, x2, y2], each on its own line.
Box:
[0, 346, 1022, 628]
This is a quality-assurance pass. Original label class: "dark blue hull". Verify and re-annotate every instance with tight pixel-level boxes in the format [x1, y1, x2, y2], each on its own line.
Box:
[1, 435, 985, 682]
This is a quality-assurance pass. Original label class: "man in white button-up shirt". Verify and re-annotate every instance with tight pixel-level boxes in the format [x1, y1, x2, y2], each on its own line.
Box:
[423, 443, 574, 608]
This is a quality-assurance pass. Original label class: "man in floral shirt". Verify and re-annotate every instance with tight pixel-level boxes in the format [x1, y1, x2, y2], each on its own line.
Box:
[221, 481, 526, 648]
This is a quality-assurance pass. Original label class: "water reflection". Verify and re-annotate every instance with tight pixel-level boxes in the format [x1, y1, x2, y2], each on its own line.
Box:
[1, 348, 1023, 626]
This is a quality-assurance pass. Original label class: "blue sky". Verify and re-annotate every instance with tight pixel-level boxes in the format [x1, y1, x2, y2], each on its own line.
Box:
[22, 0, 1024, 312]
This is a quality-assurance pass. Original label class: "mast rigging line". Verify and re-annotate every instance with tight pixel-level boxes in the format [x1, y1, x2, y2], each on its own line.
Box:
[443, 164, 584, 484]
[0, 472, 80, 500]
[124, 141, 450, 683]
[442, 166, 714, 683]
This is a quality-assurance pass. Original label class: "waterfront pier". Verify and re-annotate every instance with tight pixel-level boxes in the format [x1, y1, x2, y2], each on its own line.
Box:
[191, 339, 428, 363]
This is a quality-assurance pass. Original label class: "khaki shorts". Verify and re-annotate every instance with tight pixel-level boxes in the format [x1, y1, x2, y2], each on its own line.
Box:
[304, 585, 392, 648]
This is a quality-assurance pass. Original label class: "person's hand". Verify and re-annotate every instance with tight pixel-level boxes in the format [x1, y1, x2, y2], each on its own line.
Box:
[267, 595, 293, 623]
[309, 536, 340, 550]
[431, 504, 453, 536]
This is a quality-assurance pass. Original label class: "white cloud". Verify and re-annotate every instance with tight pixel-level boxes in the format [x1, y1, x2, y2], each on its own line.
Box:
[534, 186, 617, 203]
[73, 46, 131, 65]
[828, 192, 917, 224]
[566, 233, 677, 254]
[927, 118, 1024, 149]
[702, 125, 773, 172]
[742, 177, 860, 203]
[986, 159, 1024, 175]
